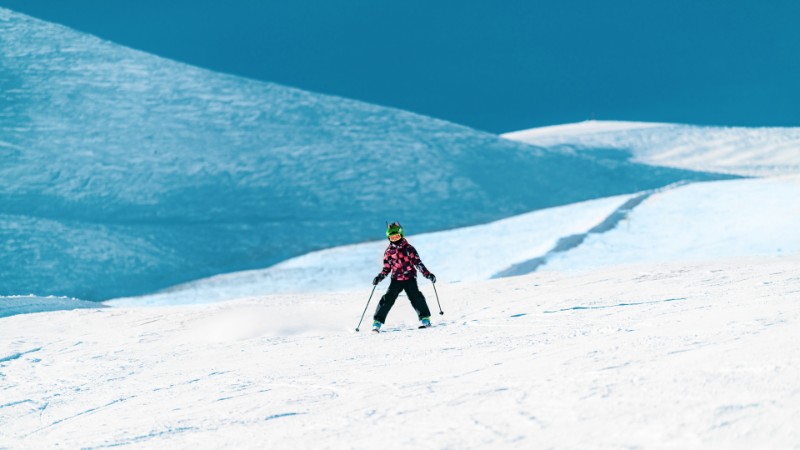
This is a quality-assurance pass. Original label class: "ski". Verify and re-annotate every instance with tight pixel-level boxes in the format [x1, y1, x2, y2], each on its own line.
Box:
[368, 324, 433, 334]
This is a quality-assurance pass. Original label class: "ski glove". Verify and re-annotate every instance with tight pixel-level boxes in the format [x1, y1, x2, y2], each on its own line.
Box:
[425, 273, 437, 283]
[373, 274, 386, 285]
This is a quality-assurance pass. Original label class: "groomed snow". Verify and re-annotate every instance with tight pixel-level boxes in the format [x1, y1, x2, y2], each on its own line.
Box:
[109, 175, 800, 308]
[107, 194, 634, 306]
[504, 120, 800, 177]
[542, 175, 800, 272]
[2, 256, 799, 448]
[3, 9, 800, 447]
[99, 119, 800, 308]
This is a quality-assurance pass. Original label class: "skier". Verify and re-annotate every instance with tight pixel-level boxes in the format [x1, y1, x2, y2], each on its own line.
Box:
[371, 222, 437, 333]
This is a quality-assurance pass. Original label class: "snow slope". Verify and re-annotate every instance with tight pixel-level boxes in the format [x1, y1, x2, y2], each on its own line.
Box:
[110, 174, 800, 307]
[100, 118, 800, 307]
[498, 121, 800, 272]
[108, 194, 635, 306]
[0, 296, 100, 319]
[504, 120, 800, 177]
[2, 256, 799, 448]
[2, 10, 799, 448]
[541, 176, 800, 272]
[1, 9, 723, 301]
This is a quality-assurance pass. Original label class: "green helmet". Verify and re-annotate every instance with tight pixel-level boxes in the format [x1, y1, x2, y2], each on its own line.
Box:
[386, 221, 404, 240]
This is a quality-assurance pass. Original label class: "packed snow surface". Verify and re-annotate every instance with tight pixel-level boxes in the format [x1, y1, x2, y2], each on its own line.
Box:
[542, 176, 800, 272]
[110, 175, 799, 307]
[108, 194, 634, 306]
[2, 257, 799, 448]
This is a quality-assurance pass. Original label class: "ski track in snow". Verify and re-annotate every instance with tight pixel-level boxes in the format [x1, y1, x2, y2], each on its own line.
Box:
[491, 182, 683, 278]
[108, 174, 800, 308]
[106, 194, 635, 307]
[2, 257, 799, 448]
[540, 175, 800, 273]
[5, 10, 727, 302]
[0, 13, 798, 445]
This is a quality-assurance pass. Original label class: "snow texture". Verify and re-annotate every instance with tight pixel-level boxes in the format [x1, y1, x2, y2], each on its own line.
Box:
[2, 8, 800, 449]
[2, 257, 799, 448]
[107, 194, 634, 306]
[0, 296, 101, 319]
[504, 120, 800, 177]
[541, 176, 800, 272]
[0, 9, 726, 301]
[110, 173, 800, 307]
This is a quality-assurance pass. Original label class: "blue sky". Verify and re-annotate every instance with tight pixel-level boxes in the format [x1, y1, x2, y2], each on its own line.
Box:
[3, 0, 799, 132]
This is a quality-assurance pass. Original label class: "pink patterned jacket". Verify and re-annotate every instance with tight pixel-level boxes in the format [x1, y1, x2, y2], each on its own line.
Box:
[379, 239, 431, 281]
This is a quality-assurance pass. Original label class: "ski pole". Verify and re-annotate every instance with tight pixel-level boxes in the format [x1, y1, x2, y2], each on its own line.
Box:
[431, 281, 444, 315]
[355, 285, 377, 332]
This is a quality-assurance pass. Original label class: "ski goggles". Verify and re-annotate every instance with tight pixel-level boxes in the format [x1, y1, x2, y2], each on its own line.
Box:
[388, 233, 403, 242]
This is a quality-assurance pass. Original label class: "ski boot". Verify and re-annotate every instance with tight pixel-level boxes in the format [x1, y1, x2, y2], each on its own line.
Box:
[419, 317, 431, 329]
[371, 320, 382, 333]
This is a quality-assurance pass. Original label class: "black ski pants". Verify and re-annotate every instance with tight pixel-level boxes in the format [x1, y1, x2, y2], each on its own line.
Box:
[373, 278, 431, 324]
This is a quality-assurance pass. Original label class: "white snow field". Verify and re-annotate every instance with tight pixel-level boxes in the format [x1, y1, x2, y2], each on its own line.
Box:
[109, 174, 800, 308]
[541, 175, 800, 272]
[3, 6, 800, 448]
[2, 256, 799, 448]
[107, 194, 636, 306]
[100, 119, 800, 307]
[504, 120, 800, 177]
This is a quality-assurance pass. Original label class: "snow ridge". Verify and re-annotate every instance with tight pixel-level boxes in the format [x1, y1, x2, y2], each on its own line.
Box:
[504, 120, 800, 177]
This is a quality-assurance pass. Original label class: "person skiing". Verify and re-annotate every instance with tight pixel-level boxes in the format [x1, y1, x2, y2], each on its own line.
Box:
[371, 222, 436, 333]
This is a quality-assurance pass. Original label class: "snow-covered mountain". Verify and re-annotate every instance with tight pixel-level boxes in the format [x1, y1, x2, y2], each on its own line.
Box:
[108, 119, 800, 307]
[4, 152, 800, 444]
[107, 194, 634, 306]
[110, 174, 800, 307]
[3, 8, 800, 447]
[504, 120, 800, 177]
[5, 150, 796, 446]
[0, 9, 726, 301]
